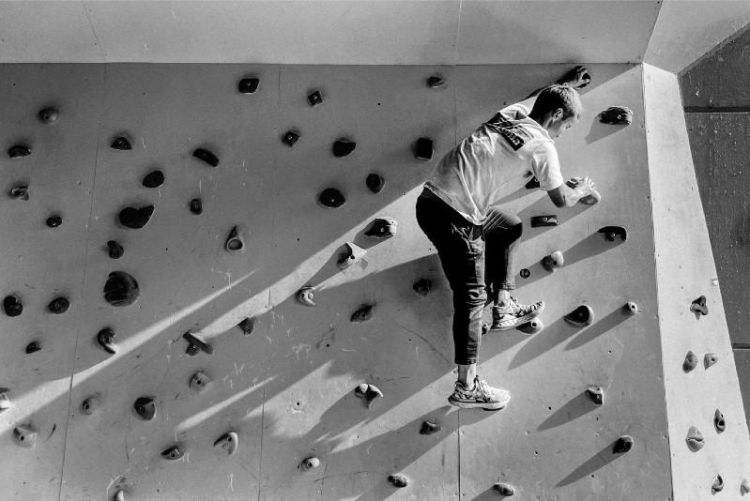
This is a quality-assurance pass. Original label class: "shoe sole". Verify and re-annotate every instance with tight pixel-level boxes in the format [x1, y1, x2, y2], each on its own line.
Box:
[448, 396, 511, 411]
[491, 304, 545, 331]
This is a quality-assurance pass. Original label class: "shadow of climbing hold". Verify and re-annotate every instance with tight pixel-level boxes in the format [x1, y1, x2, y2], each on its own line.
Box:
[107, 240, 124, 259]
[80, 395, 100, 415]
[414, 137, 434, 161]
[319, 188, 346, 208]
[427, 74, 445, 88]
[419, 420, 441, 435]
[612, 435, 633, 454]
[9, 184, 29, 200]
[112, 489, 125, 501]
[104, 271, 140, 307]
[13, 425, 37, 448]
[599, 106, 633, 126]
[296, 286, 316, 307]
[338, 242, 366, 269]
[110, 136, 132, 150]
[189, 371, 211, 392]
[97, 327, 117, 354]
[38, 107, 59, 124]
[365, 218, 398, 238]
[623, 301, 639, 315]
[585, 386, 604, 405]
[388, 474, 409, 488]
[531, 215, 558, 227]
[517, 317, 544, 335]
[134, 397, 156, 420]
[8, 144, 31, 158]
[25, 341, 41, 354]
[519, 268, 531, 279]
[413, 278, 431, 296]
[351, 304, 374, 323]
[714, 409, 726, 433]
[0, 391, 12, 412]
[48, 296, 70, 314]
[3, 294, 23, 317]
[214, 431, 239, 456]
[224, 226, 244, 252]
[742, 478, 750, 495]
[307, 90, 323, 107]
[564, 305, 594, 327]
[189, 198, 203, 215]
[541, 250, 564, 272]
[683, 351, 698, 372]
[712, 475, 724, 494]
[493, 483, 516, 496]
[300, 456, 321, 471]
[161, 445, 184, 460]
[193, 148, 219, 167]
[119, 205, 155, 229]
[686, 426, 704, 451]
[238, 317, 255, 335]
[282, 130, 300, 147]
[183, 331, 213, 356]
[354, 383, 383, 408]
[705, 353, 718, 369]
[142, 170, 165, 188]
[46, 214, 62, 228]
[332, 138, 356, 157]
[690, 295, 708, 316]
[238, 77, 260, 94]
[598, 226, 627, 242]
[366, 173, 385, 194]
[525, 177, 540, 189]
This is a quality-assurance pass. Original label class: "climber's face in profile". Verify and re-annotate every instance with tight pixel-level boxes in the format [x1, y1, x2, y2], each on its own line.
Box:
[546, 108, 580, 139]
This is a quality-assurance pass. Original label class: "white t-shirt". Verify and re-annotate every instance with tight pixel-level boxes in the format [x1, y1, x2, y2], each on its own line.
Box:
[424, 100, 564, 225]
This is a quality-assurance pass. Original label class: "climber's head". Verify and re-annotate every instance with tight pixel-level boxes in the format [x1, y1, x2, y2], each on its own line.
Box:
[529, 84, 583, 139]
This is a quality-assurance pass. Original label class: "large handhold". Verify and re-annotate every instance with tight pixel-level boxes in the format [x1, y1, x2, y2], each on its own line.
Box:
[690, 295, 708, 315]
[318, 188, 346, 208]
[541, 250, 564, 272]
[13, 425, 37, 448]
[214, 431, 239, 456]
[3, 294, 23, 317]
[332, 138, 356, 157]
[238, 77, 260, 94]
[183, 331, 213, 356]
[142, 170, 165, 188]
[103, 271, 140, 307]
[8, 144, 31, 158]
[134, 397, 156, 420]
[414, 137, 434, 161]
[612, 435, 633, 454]
[686, 426, 704, 452]
[161, 445, 184, 460]
[119, 205, 155, 229]
[48, 296, 70, 314]
[599, 106, 633, 126]
[97, 327, 117, 354]
[224, 226, 244, 252]
[365, 218, 398, 238]
[338, 242, 366, 269]
[564, 305, 594, 327]
[192, 148, 219, 167]
[110, 136, 132, 150]
[354, 383, 383, 408]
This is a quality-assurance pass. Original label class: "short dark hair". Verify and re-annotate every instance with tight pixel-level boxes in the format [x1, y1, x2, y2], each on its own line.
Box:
[530, 84, 582, 120]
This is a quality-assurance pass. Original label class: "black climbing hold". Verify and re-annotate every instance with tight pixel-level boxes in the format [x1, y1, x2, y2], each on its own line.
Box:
[8, 144, 31, 158]
[351, 304, 374, 323]
[426, 74, 445, 88]
[413, 278, 431, 296]
[493, 483, 516, 496]
[297, 287, 316, 307]
[97, 327, 117, 354]
[741, 478, 750, 494]
[388, 474, 408, 488]
[110, 136, 132, 150]
[419, 420, 441, 435]
[354, 383, 383, 408]
[599, 106, 633, 126]
[48, 297, 70, 314]
[9, 184, 29, 200]
[712, 475, 724, 494]
[519, 268, 531, 279]
[189, 371, 211, 391]
[319, 188, 346, 208]
[189, 198, 203, 215]
[541, 251, 564, 272]
[107, 240, 124, 259]
[238, 77, 260, 94]
[80, 395, 100, 415]
[300, 456, 321, 471]
[338, 242, 366, 269]
[690, 295, 708, 315]
[238, 317, 255, 335]
[307, 90, 323, 107]
[282, 130, 300, 147]
[119, 205, 155, 229]
[13, 425, 37, 448]
[531, 215, 558, 227]
[193, 147, 219, 167]
[332, 138, 356, 158]
[414, 137, 434, 161]
[142, 170, 165, 188]
[38, 107, 59, 124]
[46, 214, 62, 228]
[714, 409, 726, 433]
[612, 435, 634, 454]
[564, 305, 594, 327]
[525, 177, 540, 189]
[104, 271, 140, 307]
[598, 226, 627, 242]
[585, 386, 604, 405]
[225, 226, 244, 252]
[366, 173, 385, 194]
[161, 445, 184, 460]
[3, 294, 23, 317]
[134, 397, 156, 420]
[25, 341, 41, 354]
[683, 351, 698, 372]
[365, 218, 398, 238]
[183, 331, 213, 356]
[214, 431, 239, 455]
[686, 426, 704, 452]
[624, 301, 639, 315]
[704, 353, 718, 369]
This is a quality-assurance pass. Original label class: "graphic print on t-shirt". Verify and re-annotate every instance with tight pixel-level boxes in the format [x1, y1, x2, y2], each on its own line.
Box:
[486, 112, 533, 151]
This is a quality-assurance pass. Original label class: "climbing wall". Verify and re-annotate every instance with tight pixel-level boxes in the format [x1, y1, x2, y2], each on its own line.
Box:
[0, 62, 747, 500]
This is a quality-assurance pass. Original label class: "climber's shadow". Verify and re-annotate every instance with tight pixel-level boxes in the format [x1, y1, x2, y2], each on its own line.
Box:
[556, 440, 627, 487]
[508, 318, 574, 369]
[537, 392, 597, 431]
[585, 119, 627, 144]
[565, 308, 629, 351]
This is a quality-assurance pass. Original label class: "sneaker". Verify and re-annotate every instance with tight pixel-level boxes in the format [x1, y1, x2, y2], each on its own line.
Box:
[491, 297, 544, 331]
[448, 377, 511, 410]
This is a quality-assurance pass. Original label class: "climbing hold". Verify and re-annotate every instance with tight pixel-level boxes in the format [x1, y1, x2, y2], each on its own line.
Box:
[598, 226, 627, 242]
[741, 478, 750, 495]
[300, 456, 321, 471]
[683, 351, 698, 372]
[296, 286, 316, 307]
[189, 371, 211, 392]
[413, 278, 431, 296]
[419, 420, 441, 435]
[9, 184, 29, 200]
[80, 395, 100, 415]
[214, 431, 239, 456]
[307, 90, 323, 107]
[48, 296, 70, 314]
[107, 240, 124, 259]
[338, 242, 367, 269]
[332, 138, 356, 157]
[531, 215, 558, 227]
[110, 136, 132, 150]
[3, 294, 23, 317]
[112, 489, 125, 501]
[525, 177, 540, 189]
[426, 74, 445, 88]
[585, 386, 604, 405]
[704, 353, 718, 369]
[388, 474, 409, 488]
[25, 341, 41, 354]
[517, 318, 544, 335]
[564, 305, 594, 327]
[318, 188, 346, 208]
[623, 301, 639, 315]
[351, 304, 374, 323]
[712, 475, 724, 494]
[237, 317, 255, 335]
[104, 271, 140, 307]
[366, 173, 385, 194]
[161, 445, 184, 460]
[414, 137, 434, 161]
[612, 435, 634, 454]
[133, 397, 156, 420]
[8, 144, 31, 158]
[686, 426, 704, 452]
[97, 327, 117, 354]
[541, 250, 564, 272]
[714, 409, 726, 433]
[193, 147, 219, 167]
[142, 170, 165, 188]
[224, 226, 244, 252]
[354, 383, 383, 408]
[0, 391, 13, 412]
[119, 205, 155, 229]
[238, 77, 260, 94]
[189, 198, 203, 215]
[183, 331, 213, 356]
[519, 268, 531, 279]
[38, 107, 59, 124]
[13, 425, 37, 448]
[46, 214, 62, 228]
[282, 130, 300, 147]
[690, 295, 708, 315]
[599, 106, 633, 126]
[493, 483, 516, 496]
[365, 218, 398, 238]
[482, 322, 490, 335]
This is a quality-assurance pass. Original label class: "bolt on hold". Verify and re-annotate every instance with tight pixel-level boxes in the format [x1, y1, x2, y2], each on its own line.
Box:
[338, 242, 367, 269]
[224, 226, 244, 252]
[38, 106, 59, 124]
[13, 425, 37, 448]
[296, 286, 316, 307]
[318, 187, 346, 208]
[110, 135, 132, 150]
[282, 129, 300, 147]
[705, 353, 718, 369]
[598, 225, 627, 242]
[690, 295, 708, 315]
[97, 327, 117, 354]
[623, 301, 639, 315]
[161, 445, 184, 460]
[300, 456, 321, 471]
[238, 76, 260, 94]
[214, 431, 239, 456]
[388, 474, 409, 488]
[493, 483, 516, 496]
[686, 426, 704, 452]
[365, 218, 398, 238]
[585, 386, 604, 405]
[612, 435, 634, 454]
[183, 331, 213, 356]
[307, 90, 323, 107]
[189, 371, 211, 392]
[354, 383, 383, 408]
[46, 214, 62, 228]
[714, 409, 726, 433]
[599, 106, 634, 126]
[683, 351, 698, 372]
[564, 305, 594, 327]
[541, 250, 564, 272]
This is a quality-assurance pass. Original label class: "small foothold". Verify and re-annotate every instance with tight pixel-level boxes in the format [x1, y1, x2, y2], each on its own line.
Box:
[238, 317, 255, 335]
[426, 74, 445, 88]
[25, 341, 41, 354]
[296, 286, 316, 307]
[712, 475, 724, 493]
[683, 351, 698, 372]
[238, 77, 260, 94]
[189, 198, 203, 214]
[97, 327, 117, 354]
[414, 137, 434, 161]
[541, 250, 564, 272]
[525, 177, 540, 189]
[104, 271, 140, 307]
[193, 147, 219, 167]
[388, 474, 409, 488]
[110, 136, 132, 150]
[119, 205, 155, 229]
[9, 184, 29, 200]
[134, 397, 156, 420]
[413, 278, 431, 296]
[482, 322, 490, 335]
[13, 425, 37, 448]
[8, 144, 31, 158]
[493, 483, 516, 496]
[419, 420, 441, 435]
[354, 383, 383, 408]
[224, 226, 244, 252]
[332, 138, 356, 157]
[338, 242, 367, 269]
[46, 214, 62, 228]
[612, 435, 634, 454]
[365, 217, 398, 238]
[0, 392, 13, 412]
[142, 170, 165, 188]
[3, 294, 23, 317]
[48, 296, 70, 314]
[214, 431, 239, 456]
[686, 426, 704, 452]
[38, 107, 59, 124]
[714, 409, 726, 433]
[585, 386, 604, 405]
[112, 489, 125, 501]
[516, 318, 544, 335]
[564, 305, 594, 327]
[107, 240, 124, 259]
[531, 215, 558, 227]
[598, 226, 627, 242]
[519, 268, 531, 279]
[161, 445, 184, 460]
[704, 353, 718, 369]
[183, 331, 213, 356]
[351, 304, 374, 323]
[300, 456, 321, 471]
[189, 371, 211, 392]
[307, 90, 323, 107]
[319, 188, 346, 208]
[282, 130, 300, 147]
[599, 106, 633, 126]
[741, 478, 750, 494]
[690, 295, 708, 315]
[624, 301, 639, 315]
[366, 173, 385, 194]
[80, 395, 100, 415]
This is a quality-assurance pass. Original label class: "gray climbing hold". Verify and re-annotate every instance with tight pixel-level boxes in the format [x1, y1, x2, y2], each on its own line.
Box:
[25, 341, 41, 354]
[9, 184, 29, 200]
[111, 136, 132, 150]
[414, 137, 434, 161]
[599, 106, 633, 126]
[0, 391, 13, 412]
[531, 215, 558, 227]
[300, 456, 321, 471]
[612, 435, 634, 454]
[714, 409, 726, 433]
[142, 170, 165, 188]
[365, 218, 398, 238]
[426, 74, 445, 88]
[134, 397, 156, 420]
[238, 77, 260, 94]
[564, 305, 594, 327]
[388, 474, 408, 488]
[97, 327, 117, 354]
[683, 351, 698, 372]
[319, 188, 346, 208]
[193, 148, 219, 167]
[161, 445, 184, 460]
[493, 483, 516, 496]
[585, 386, 604, 405]
[80, 395, 100, 415]
[741, 478, 750, 495]
[419, 420, 441, 435]
[119, 205, 155, 229]
[705, 353, 718, 369]
[624, 301, 639, 315]
[48, 296, 70, 314]
[296, 286, 316, 307]
[238, 317, 255, 335]
[3, 294, 23, 317]
[189, 371, 211, 392]
[413, 278, 431, 296]
[8, 144, 31, 158]
[712, 475, 724, 494]
[183, 331, 213, 356]
[38, 107, 59, 124]
[332, 138, 356, 157]
[366, 173, 385, 194]
[351, 304, 374, 323]
[354, 383, 383, 408]
[104, 271, 139, 307]
[214, 431, 239, 456]
[46, 214, 62, 228]
[13, 425, 37, 448]
[225, 226, 244, 252]
[282, 130, 300, 147]
[189, 198, 203, 215]
[307, 90, 323, 107]
[686, 426, 704, 452]
[338, 242, 366, 269]
[107, 240, 124, 259]
[691, 295, 708, 315]
[541, 250, 564, 272]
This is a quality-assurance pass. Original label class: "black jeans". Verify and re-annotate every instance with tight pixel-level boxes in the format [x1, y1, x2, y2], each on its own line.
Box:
[416, 189, 522, 365]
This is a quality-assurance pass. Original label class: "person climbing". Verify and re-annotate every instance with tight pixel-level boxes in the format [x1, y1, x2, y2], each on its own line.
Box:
[415, 66, 598, 410]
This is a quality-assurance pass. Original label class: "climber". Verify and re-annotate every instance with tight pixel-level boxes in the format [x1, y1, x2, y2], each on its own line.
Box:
[415, 66, 598, 410]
